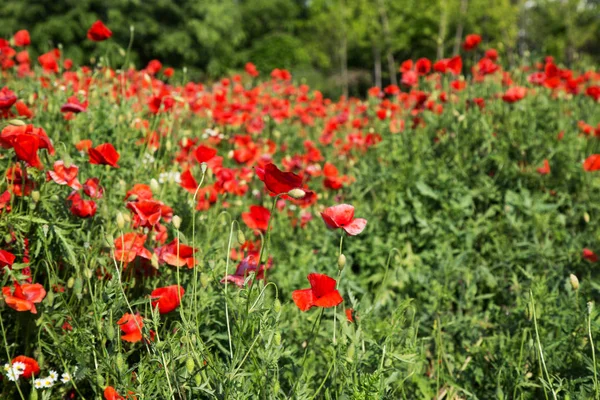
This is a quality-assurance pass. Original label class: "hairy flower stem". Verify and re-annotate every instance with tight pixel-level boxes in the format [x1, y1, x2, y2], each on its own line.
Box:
[333, 234, 344, 345]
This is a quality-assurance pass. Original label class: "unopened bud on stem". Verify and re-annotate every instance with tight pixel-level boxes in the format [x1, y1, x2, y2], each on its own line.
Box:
[116, 212, 125, 229]
[287, 188, 306, 200]
[569, 274, 579, 291]
[173, 215, 182, 230]
[338, 254, 346, 271]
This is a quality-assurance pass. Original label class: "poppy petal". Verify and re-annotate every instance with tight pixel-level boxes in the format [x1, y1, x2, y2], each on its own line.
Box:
[343, 218, 367, 236]
[292, 288, 314, 311]
[313, 290, 343, 308]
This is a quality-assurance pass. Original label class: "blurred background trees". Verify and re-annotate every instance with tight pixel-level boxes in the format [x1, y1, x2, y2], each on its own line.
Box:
[1, 0, 598, 96]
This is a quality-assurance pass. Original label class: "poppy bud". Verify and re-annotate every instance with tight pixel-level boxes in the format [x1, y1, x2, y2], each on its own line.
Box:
[150, 179, 159, 193]
[260, 251, 269, 264]
[588, 302, 594, 315]
[570, 274, 580, 291]
[106, 323, 115, 341]
[30, 388, 38, 400]
[74, 277, 83, 296]
[273, 381, 280, 394]
[116, 212, 125, 229]
[195, 374, 202, 386]
[8, 119, 25, 126]
[173, 215, 182, 230]
[31, 191, 40, 203]
[116, 353, 126, 373]
[346, 344, 355, 362]
[84, 267, 93, 280]
[45, 289, 54, 307]
[151, 254, 159, 269]
[273, 298, 281, 313]
[185, 357, 195, 374]
[166, 140, 172, 152]
[182, 137, 189, 148]
[287, 188, 306, 200]
[201, 162, 208, 174]
[584, 213, 590, 223]
[274, 332, 281, 346]
[118, 48, 126, 57]
[67, 277, 75, 289]
[200, 274, 209, 288]
[338, 254, 346, 271]
[96, 374, 105, 387]
[237, 229, 245, 245]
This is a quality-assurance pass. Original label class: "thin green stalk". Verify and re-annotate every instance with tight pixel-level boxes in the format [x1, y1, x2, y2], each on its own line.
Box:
[530, 290, 557, 400]
[588, 302, 599, 399]
[289, 307, 325, 396]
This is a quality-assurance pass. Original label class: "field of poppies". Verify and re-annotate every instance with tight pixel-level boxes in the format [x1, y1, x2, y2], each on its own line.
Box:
[1, 22, 600, 399]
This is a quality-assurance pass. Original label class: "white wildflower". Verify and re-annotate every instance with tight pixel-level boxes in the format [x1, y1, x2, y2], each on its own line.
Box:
[48, 370, 58, 382]
[60, 372, 71, 384]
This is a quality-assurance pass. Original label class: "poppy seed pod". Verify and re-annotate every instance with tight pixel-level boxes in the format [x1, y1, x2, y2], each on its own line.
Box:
[584, 213, 590, 223]
[31, 191, 40, 202]
[338, 254, 346, 271]
[570, 274, 580, 291]
[287, 188, 306, 199]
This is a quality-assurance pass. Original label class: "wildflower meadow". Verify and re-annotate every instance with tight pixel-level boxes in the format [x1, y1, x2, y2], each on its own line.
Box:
[1, 20, 600, 400]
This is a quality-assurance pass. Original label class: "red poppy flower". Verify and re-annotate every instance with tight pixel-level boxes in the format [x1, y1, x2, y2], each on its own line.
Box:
[6, 165, 35, 196]
[117, 313, 143, 343]
[127, 200, 172, 228]
[584, 155, 600, 172]
[146, 59, 162, 75]
[89, 143, 120, 168]
[38, 49, 60, 73]
[60, 96, 87, 114]
[345, 308, 354, 323]
[0, 87, 17, 110]
[502, 86, 526, 103]
[221, 252, 273, 287]
[155, 238, 197, 268]
[125, 184, 153, 201]
[245, 62, 259, 77]
[256, 163, 304, 196]
[13, 30, 31, 47]
[321, 204, 367, 236]
[0, 249, 15, 267]
[11, 356, 39, 379]
[537, 159, 550, 175]
[151, 285, 185, 314]
[194, 145, 217, 163]
[415, 58, 431, 75]
[2, 282, 46, 314]
[0, 124, 55, 169]
[87, 20, 112, 42]
[447, 56, 462, 75]
[104, 386, 125, 400]
[482, 49, 497, 62]
[47, 161, 82, 190]
[76, 139, 93, 152]
[83, 177, 104, 199]
[0, 190, 11, 213]
[241, 205, 271, 232]
[401, 70, 418, 87]
[114, 233, 152, 264]
[292, 273, 343, 312]
[67, 192, 97, 218]
[15, 101, 33, 118]
[583, 248, 598, 263]
[463, 34, 482, 51]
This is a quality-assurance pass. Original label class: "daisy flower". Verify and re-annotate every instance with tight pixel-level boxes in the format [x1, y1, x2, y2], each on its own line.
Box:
[60, 372, 71, 383]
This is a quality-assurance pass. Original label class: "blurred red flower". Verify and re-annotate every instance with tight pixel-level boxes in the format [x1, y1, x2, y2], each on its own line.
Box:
[463, 34, 482, 51]
[13, 30, 31, 47]
[537, 159, 550, 175]
[256, 163, 304, 197]
[87, 20, 112, 42]
[583, 248, 598, 263]
[242, 205, 271, 232]
[584, 155, 600, 172]
[155, 238, 197, 268]
[114, 233, 152, 265]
